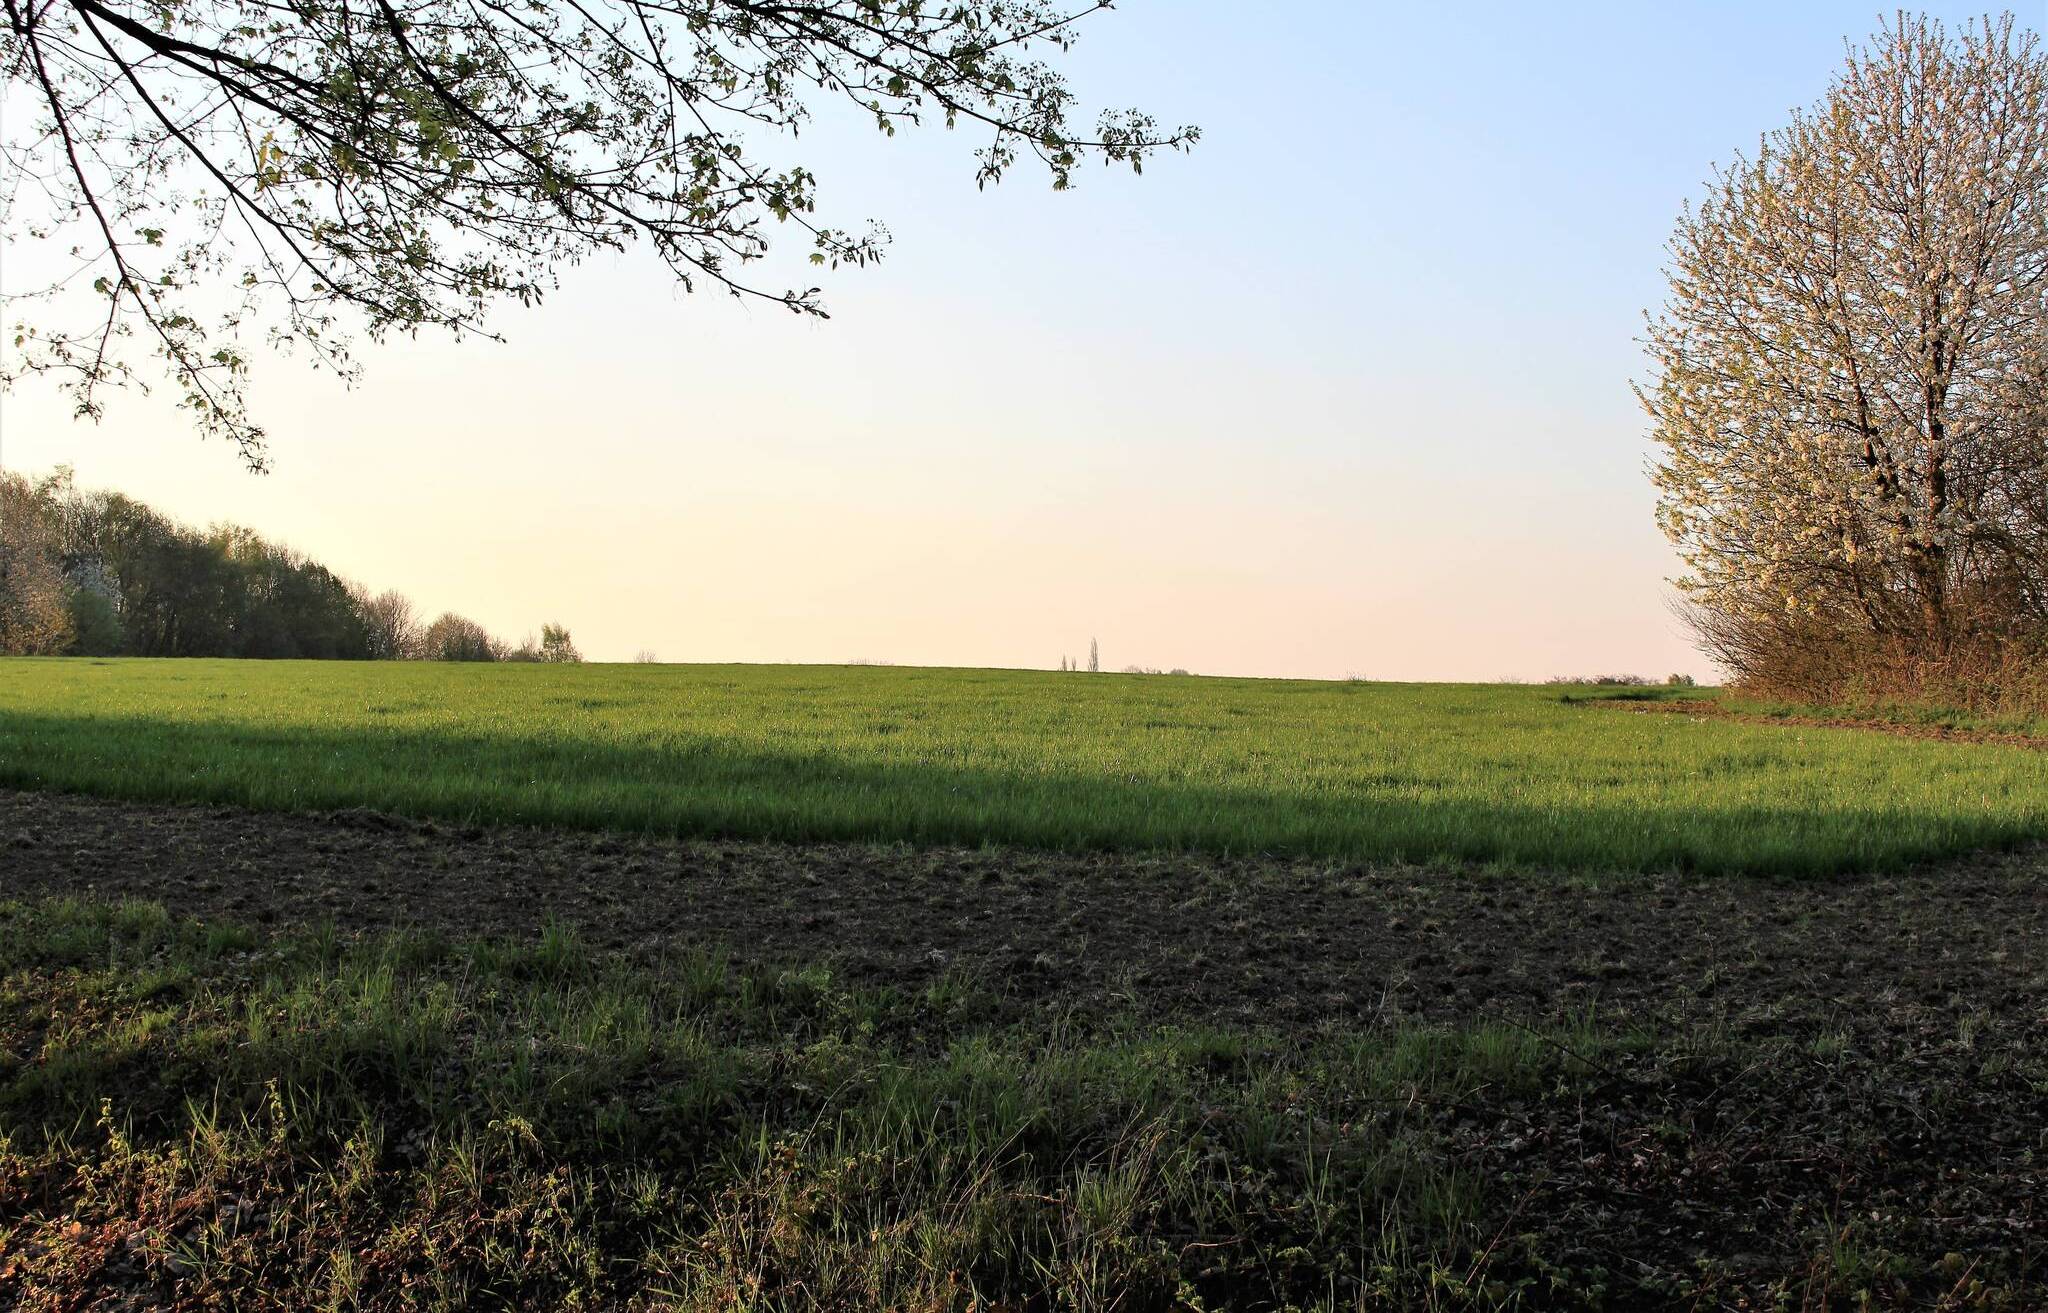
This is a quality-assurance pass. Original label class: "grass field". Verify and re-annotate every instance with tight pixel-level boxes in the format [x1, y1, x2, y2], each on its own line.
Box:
[2, 657, 2046, 874]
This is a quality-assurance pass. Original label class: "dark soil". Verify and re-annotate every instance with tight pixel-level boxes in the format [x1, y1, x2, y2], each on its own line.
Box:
[4, 786, 2043, 1039]
[4, 786, 2047, 1305]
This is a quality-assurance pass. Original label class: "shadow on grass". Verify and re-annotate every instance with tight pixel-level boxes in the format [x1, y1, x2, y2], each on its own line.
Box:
[1553, 686, 1701, 705]
[2, 705, 2041, 876]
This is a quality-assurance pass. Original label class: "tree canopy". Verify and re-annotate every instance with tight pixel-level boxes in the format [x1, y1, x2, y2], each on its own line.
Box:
[1642, 14, 2047, 696]
[1, 0, 1196, 465]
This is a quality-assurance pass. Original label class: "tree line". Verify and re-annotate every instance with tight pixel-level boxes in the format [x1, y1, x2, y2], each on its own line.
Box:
[0, 469, 579, 663]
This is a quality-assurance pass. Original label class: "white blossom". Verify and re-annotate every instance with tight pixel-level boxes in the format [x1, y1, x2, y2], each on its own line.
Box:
[1640, 15, 2047, 660]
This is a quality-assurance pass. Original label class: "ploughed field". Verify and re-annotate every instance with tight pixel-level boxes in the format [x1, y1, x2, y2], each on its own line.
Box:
[1, 661, 2044, 1308]
[5, 657, 2048, 873]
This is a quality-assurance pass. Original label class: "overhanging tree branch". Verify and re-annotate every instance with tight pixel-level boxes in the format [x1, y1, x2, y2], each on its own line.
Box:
[0, 0, 1197, 467]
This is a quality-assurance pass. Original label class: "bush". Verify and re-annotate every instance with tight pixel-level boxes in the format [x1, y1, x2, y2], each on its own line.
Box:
[422, 613, 503, 662]
[1690, 605, 2048, 716]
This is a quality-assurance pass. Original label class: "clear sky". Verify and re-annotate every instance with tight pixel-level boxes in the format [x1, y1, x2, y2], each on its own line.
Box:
[3, 3, 2036, 678]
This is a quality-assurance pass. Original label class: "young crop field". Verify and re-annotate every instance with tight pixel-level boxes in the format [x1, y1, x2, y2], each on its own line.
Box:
[3, 665, 2046, 1307]
[2, 657, 2046, 874]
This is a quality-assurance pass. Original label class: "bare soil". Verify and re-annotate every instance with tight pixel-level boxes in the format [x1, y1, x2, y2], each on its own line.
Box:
[4, 786, 2043, 1038]
[4, 786, 2047, 1304]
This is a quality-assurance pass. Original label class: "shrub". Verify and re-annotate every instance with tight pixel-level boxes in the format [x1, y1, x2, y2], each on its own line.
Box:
[1684, 599, 2048, 713]
[422, 613, 504, 662]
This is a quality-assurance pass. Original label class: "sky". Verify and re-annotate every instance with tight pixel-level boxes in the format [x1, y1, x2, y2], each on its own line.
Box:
[3, 2, 2038, 679]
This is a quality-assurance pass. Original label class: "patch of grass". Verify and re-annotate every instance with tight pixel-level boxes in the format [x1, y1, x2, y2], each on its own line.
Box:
[2, 659, 2045, 873]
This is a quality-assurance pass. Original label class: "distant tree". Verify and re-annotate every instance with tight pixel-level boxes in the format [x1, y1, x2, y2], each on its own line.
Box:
[56, 545, 125, 655]
[1643, 15, 2048, 688]
[1088, 638, 1100, 673]
[2, 0, 1196, 463]
[65, 584, 123, 655]
[215, 529, 371, 658]
[354, 587, 421, 660]
[539, 623, 582, 664]
[0, 474, 74, 654]
[422, 612, 501, 662]
[633, 650, 660, 665]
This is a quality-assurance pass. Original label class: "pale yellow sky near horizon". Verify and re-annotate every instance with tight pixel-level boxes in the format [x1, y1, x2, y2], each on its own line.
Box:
[9, 3, 2009, 681]
[0, 281, 1703, 681]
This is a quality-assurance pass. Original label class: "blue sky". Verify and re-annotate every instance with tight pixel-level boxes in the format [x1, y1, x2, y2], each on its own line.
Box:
[5, 3, 2037, 676]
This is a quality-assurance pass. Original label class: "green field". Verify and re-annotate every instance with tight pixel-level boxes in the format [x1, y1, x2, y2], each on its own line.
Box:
[3, 657, 2044, 873]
